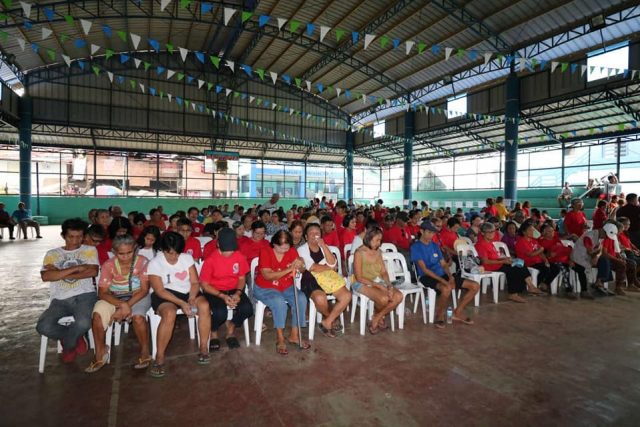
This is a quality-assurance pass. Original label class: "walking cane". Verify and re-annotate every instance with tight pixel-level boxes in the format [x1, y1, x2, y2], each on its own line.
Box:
[291, 267, 303, 349]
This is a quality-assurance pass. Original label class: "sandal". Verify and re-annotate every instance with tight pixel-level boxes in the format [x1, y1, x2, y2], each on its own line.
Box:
[286, 338, 311, 350]
[276, 342, 288, 356]
[332, 321, 344, 334]
[319, 323, 336, 338]
[452, 316, 474, 325]
[85, 347, 110, 373]
[434, 320, 445, 329]
[209, 338, 221, 352]
[226, 336, 240, 349]
[133, 355, 152, 370]
[197, 353, 210, 365]
[149, 362, 165, 378]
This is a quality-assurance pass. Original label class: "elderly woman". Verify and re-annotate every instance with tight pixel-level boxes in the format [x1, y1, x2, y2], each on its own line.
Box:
[147, 232, 211, 377]
[289, 220, 306, 249]
[199, 228, 253, 350]
[352, 226, 403, 334]
[501, 221, 518, 256]
[475, 223, 541, 303]
[298, 223, 352, 337]
[86, 235, 152, 373]
[538, 223, 579, 299]
[516, 221, 560, 293]
[238, 220, 271, 264]
[253, 230, 309, 355]
[267, 210, 288, 235]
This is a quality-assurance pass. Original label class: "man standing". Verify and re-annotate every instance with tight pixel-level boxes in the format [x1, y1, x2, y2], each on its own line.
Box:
[12, 202, 43, 239]
[616, 193, 640, 248]
[36, 218, 99, 363]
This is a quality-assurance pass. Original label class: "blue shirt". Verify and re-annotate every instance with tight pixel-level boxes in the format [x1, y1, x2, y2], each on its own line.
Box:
[410, 240, 445, 277]
[12, 209, 31, 221]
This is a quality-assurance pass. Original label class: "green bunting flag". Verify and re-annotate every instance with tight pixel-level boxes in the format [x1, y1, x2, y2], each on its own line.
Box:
[335, 28, 346, 42]
[0, 31, 7, 41]
[207, 82, 213, 91]
[456, 48, 465, 58]
[290, 20, 300, 33]
[117, 30, 127, 42]
[105, 49, 114, 59]
[143, 62, 151, 71]
[241, 11, 252, 23]
[256, 68, 265, 80]
[46, 48, 56, 61]
[209, 55, 220, 68]
[64, 15, 74, 25]
[418, 42, 426, 54]
[179, 0, 191, 9]
[129, 79, 136, 89]
[92, 65, 100, 76]
[177, 73, 185, 81]
[295, 77, 301, 88]
[379, 35, 389, 49]
[166, 43, 174, 54]
[60, 32, 70, 43]
[561, 63, 568, 72]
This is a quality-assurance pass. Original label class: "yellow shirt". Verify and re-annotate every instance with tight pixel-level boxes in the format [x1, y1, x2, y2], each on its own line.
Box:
[421, 208, 431, 218]
[202, 217, 214, 225]
[495, 203, 509, 221]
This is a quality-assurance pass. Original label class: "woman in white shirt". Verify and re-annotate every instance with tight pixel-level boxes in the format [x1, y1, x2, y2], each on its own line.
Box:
[147, 232, 211, 377]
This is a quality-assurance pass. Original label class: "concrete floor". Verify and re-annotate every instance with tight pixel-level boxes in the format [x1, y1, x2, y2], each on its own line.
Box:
[1, 226, 640, 426]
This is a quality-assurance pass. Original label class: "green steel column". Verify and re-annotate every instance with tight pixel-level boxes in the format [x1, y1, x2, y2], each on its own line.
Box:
[504, 73, 519, 207]
[18, 95, 33, 210]
[346, 131, 354, 201]
[404, 110, 415, 208]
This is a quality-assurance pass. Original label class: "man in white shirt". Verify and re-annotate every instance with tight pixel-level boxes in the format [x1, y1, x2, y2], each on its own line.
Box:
[557, 182, 572, 207]
[262, 193, 280, 211]
[37, 218, 99, 364]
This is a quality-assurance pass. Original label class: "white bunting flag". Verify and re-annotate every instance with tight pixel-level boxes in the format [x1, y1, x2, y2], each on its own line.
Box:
[551, 62, 559, 73]
[197, 79, 205, 89]
[271, 103, 277, 110]
[290, 108, 295, 116]
[405, 40, 415, 55]
[633, 70, 638, 80]
[519, 57, 526, 72]
[90, 44, 100, 55]
[160, 0, 171, 11]
[336, 87, 342, 97]
[62, 54, 71, 67]
[167, 69, 175, 79]
[168, 93, 172, 102]
[80, 19, 92, 36]
[20, 1, 32, 18]
[16, 37, 25, 51]
[276, 17, 287, 31]
[39, 27, 56, 42]
[362, 93, 367, 104]
[581, 65, 587, 77]
[320, 26, 330, 42]
[191, 103, 196, 111]
[211, 110, 216, 117]
[225, 88, 232, 97]
[224, 7, 236, 25]
[270, 71, 278, 85]
[130, 33, 141, 49]
[179, 47, 189, 62]
[364, 34, 375, 50]
[484, 52, 492, 65]
[107, 71, 114, 83]
[139, 83, 145, 93]
[134, 58, 142, 68]
[306, 80, 311, 92]
[249, 96, 255, 103]
[225, 60, 235, 72]
[445, 47, 453, 60]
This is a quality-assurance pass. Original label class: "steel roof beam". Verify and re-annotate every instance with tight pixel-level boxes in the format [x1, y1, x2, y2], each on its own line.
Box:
[605, 89, 640, 122]
[520, 113, 562, 144]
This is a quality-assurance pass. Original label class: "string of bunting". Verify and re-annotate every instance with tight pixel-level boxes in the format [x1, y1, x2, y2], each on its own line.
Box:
[2, 0, 639, 112]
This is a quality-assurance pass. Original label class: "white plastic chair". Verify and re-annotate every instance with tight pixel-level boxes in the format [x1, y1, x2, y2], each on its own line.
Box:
[492, 241, 560, 292]
[147, 307, 196, 360]
[38, 316, 95, 374]
[308, 245, 347, 340]
[457, 243, 503, 305]
[16, 223, 36, 239]
[383, 252, 426, 329]
[380, 243, 398, 253]
[343, 244, 352, 262]
[196, 236, 212, 250]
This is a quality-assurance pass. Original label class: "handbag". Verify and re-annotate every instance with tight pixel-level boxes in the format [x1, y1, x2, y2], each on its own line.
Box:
[311, 269, 345, 294]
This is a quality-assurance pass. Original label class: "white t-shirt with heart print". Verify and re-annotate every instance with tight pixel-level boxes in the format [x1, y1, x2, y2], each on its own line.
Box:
[147, 252, 195, 294]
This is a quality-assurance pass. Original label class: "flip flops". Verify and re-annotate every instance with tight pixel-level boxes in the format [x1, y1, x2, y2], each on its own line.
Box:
[319, 324, 336, 338]
[226, 336, 240, 349]
[84, 347, 110, 374]
[452, 316, 474, 325]
[209, 338, 221, 352]
[149, 362, 165, 378]
[197, 353, 211, 365]
[133, 355, 152, 370]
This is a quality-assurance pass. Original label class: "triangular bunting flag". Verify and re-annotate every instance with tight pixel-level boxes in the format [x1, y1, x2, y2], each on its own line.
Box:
[256, 68, 265, 80]
[209, 55, 220, 68]
[519, 58, 526, 72]
[156, 66, 165, 75]
[225, 88, 232, 97]
[139, 83, 145, 93]
[290, 20, 301, 33]
[80, 19, 92, 35]
[270, 71, 278, 85]
[105, 49, 114, 59]
[249, 96, 255, 103]
[160, 0, 171, 11]
[168, 93, 172, 102]
[107, 71, 113, 83]
[364, 34, 375, 50]
[195, 51, 205, 64]
[271, 103, 277, 110]
[306, 81, 311, 92]
[405, 40, 414, 55]
[336, 28, 345, 42]
[20, 1, 31, 18]
[241, 11, 252, 23]
[130, 33, 141, 49]
[62, 54, 71, 67]
[225, 60, 234, 72]
[148, 38, 160, 52]
[41, 27, 52, 40]
[320, 26, 330, 43]
[201, 2, 213, 14]
[551, 62, 559, 73]
[90, 44, 100, 55]
[207, 82, 213, 91]
[418, 42, 426, 54]
[179, 47, 189, 62]
[336, 87, 342, 97]
[16, 37, 25, 51]
[581, 65, 587, 77]
[306, 23, 315, 36]
[166, 43, 174, 54]
[561, 63, 568, 72]
[117, 30, 127, 42]
[379, 35, 389, 49]
[445, 47, 453, 60]
[143, 62, 151, 71]
[91, 65, 100, 76]
[134, 58, 142, 68]
[119, 53, 130, 64]
[277, 17, 287, 31]
[258, 15, 270, 27]
[224, 7, 236, 25]
[198, 79, 204, 89]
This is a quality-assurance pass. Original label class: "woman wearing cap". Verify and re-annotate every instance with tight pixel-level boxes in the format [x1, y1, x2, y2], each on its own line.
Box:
[253, 230, 309, 355]
[298, 223, 351, 337]
[352, 226, 403, 334]
[515, 220, 560, 293]
[476, 223, 541, 303]
[199, 228, 253, 350]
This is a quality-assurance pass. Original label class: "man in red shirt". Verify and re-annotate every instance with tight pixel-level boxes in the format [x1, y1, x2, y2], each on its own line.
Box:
[332, 200, 348, 233]
[407, 210, 422, 238]
[177, 218, 202, 261]
[439, 217, 461, 261]
[382, 212, 412, 252]
[199, 228, 252, 350]
[592, 200, 608, 230]
[483, 198, 499, 219]
[187, 207, 205, 237]
[321, 215, 341, 248]
[563, 199, 588, 239]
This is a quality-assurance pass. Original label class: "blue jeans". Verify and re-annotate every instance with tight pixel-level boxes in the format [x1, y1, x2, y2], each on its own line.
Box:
[36, 292, 97, 350]
[253, 285, 307, 329]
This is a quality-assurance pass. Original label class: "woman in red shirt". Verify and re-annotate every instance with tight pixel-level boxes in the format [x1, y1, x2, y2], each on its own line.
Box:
[538, 223, 580, 298]
[516, 221, 560, 292]
[522, 201, 531, 219]
[253, 230, 310, 355]
[475, 223, 538, 303]
[340, 214, 358, 256]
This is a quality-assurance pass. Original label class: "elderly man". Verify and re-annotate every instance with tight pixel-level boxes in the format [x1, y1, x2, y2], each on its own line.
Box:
[12, 202, 43, 239]
[110, 205, 124, 218]
[262, 193, 280, 210]
[0, 202, 16, 240]
[616, 193, 640, 248]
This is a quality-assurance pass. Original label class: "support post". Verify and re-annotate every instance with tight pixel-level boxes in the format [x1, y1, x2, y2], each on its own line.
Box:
[504, 72, 520, 207]
[346, 131, 354, 201]
[403, 110, 415, 208]
[18, 95, 33, 210]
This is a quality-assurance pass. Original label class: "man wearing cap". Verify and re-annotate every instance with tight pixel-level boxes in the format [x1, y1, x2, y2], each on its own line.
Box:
[411, 221, 479, 328]
[199, 228, 253, 350]
[563, 198, 588, 240]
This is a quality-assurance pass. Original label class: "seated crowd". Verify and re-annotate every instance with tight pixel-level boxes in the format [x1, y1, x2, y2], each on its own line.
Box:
[34, 191, 640, 376]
